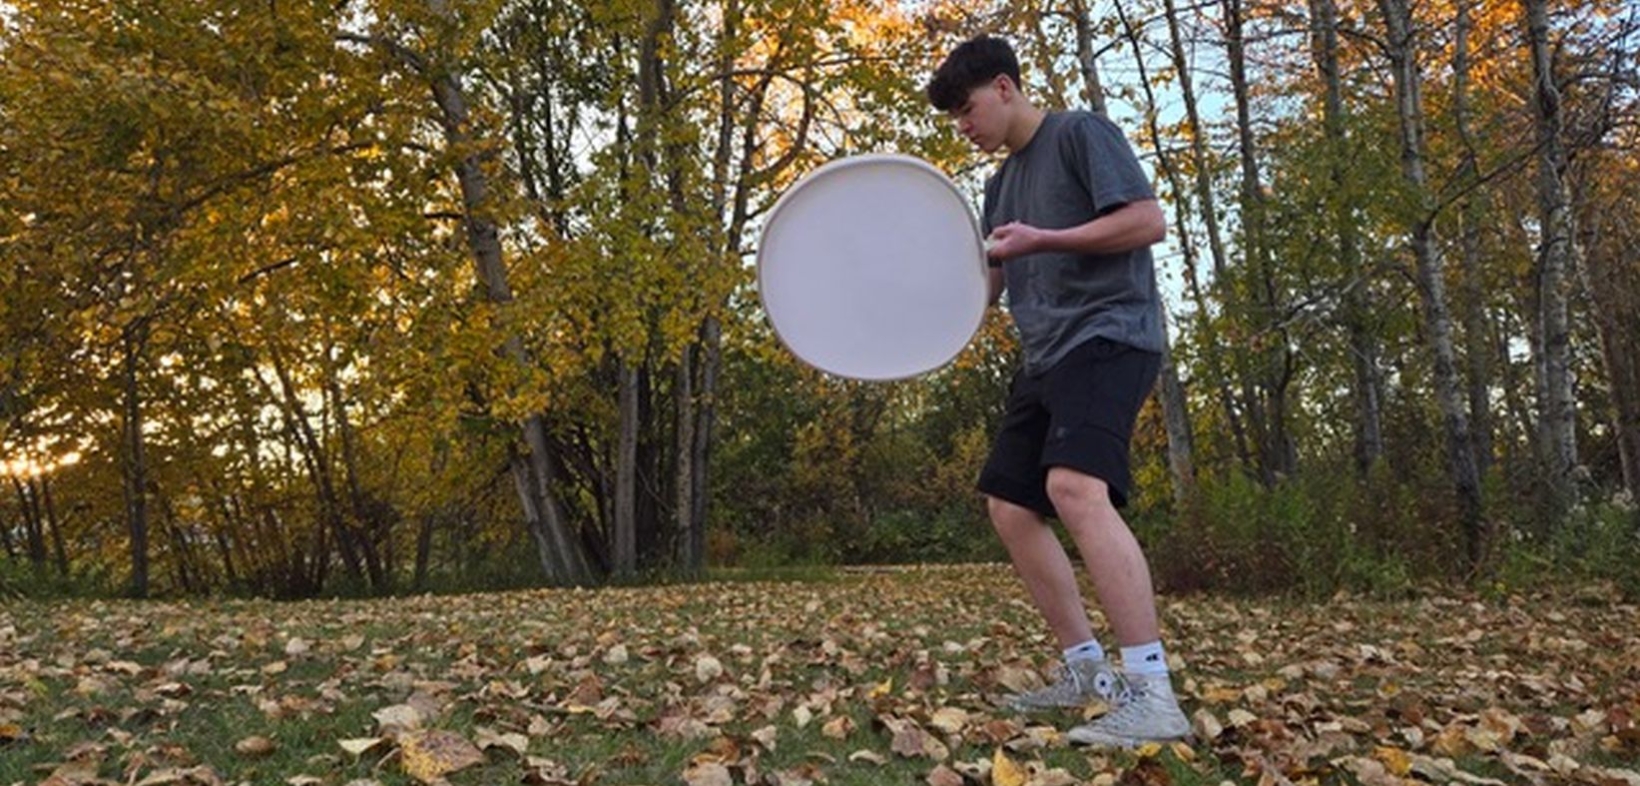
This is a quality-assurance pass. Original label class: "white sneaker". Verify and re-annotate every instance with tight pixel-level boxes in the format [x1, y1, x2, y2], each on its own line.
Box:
[1002, 658, 1127, 712]
[1066, 672, 1190, 747]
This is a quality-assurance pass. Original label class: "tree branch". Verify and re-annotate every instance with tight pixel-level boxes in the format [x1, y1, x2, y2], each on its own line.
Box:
[236, 256, 300, 285]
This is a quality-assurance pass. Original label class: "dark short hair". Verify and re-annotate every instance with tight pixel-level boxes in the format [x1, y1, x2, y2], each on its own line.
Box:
[926, 35, 1022, 112]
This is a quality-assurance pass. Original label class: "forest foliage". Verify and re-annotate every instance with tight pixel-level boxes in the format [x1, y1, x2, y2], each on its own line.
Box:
[1, 0, 1637, 598]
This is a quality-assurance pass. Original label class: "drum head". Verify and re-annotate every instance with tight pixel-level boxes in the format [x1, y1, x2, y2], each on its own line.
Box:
[757, 154, 988, 381]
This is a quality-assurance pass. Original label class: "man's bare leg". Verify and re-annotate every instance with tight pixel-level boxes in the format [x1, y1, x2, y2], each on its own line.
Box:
[1044, 467, 1159, 647]
[986, 495, 1095, 648]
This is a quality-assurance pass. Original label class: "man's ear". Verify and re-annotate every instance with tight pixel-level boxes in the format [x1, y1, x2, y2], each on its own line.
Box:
[994, 74, 1018, 102]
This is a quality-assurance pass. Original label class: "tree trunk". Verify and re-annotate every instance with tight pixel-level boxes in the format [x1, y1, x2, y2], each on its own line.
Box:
[1112, 0, 1198, 505]
[266, 347, 363, 587]
[635, 0, 703, 575]
[208, 486, 241, 590]
[42, 477, 67, 577]
[674, 347, 699, 572]
[11, 477, 46, 568]
[1497, 306, 1535, 476]
[322, 335, 387, 592]
[162, 497, 197, 595]
[684, 0, 815, 572]
[1070, 0, 1108, 115]
[1162, 0, 1251, 472]
[404, 3, 595, 586]
[1585, 267, 1640, 502]
[1225, 0, 1296, 483]
[1379, 0, 1487, 567]
[1525, 0, 1582, 515]
[1311, 0, 1383, 474]
[508, 425, 588, 583]
[0, 499, 16, 558]
[614, 360, 639, 578]
[1578, 201, 1640, 502]
[121, 323, 151, 598]
[675, 0, 741, 577]
[214, 531, 238, 590]
[689, 317, 721, 570]
[414, 510, 436, 592]
[1452, 0, 1495, 476]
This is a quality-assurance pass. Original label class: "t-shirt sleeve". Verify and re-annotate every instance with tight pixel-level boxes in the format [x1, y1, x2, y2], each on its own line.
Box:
[1064, 113, 1155, 216]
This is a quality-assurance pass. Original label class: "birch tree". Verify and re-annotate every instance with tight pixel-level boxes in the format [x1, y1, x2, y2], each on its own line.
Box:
[1376, 0, 1486, 565]
[1525, 0, 1585, 515]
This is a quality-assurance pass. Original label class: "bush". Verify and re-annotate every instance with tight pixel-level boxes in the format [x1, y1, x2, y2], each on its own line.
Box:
[0, 557, 117, 599]
[1495, 491, 1640, 599]
[1147, 466, 1437, 599]
[850, 508, 1006, 565]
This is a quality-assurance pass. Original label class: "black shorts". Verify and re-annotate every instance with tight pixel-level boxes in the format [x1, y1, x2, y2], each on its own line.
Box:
[977, 337, 1161, 516]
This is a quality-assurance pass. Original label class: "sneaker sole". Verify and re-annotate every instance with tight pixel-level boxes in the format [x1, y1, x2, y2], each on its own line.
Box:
[1067, 730, 1193, 748]
[1001, 697, 1102, 712]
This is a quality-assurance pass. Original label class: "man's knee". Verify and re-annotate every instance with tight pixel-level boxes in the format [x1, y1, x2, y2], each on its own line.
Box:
[1044, 468, 1113, 517]
[988, 494, 1026, 521]
[987, 495, 1043, 536]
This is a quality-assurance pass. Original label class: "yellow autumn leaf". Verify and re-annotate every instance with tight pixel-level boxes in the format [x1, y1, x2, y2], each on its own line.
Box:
[992, 747, 1028, 786]
[400, 729, 484, 784]
[868, 677, 893, 699]
[339, 737, 385, 756]
[1374, 746, 1413, 777]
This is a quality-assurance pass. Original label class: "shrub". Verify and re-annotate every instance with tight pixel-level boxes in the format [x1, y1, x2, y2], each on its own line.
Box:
[1495, 491, 1640, 599]
[1147, 466, 1437, 599]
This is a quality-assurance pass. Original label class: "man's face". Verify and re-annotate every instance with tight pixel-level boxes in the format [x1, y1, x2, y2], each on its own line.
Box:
[949, 76, 1010, 153]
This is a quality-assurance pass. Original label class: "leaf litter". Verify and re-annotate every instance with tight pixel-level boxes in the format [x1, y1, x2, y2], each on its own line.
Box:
[0, 566, 1634, 785]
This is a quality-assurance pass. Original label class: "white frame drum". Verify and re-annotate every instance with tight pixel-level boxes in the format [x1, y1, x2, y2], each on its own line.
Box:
[757, 154, 989, 381]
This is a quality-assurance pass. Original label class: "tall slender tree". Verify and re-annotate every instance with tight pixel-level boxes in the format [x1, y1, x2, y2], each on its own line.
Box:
[1525, 0, 1585, 516]
[1377, 0, 1486, 565]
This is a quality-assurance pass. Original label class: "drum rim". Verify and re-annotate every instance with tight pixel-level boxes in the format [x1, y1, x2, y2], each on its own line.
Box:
[756, 153, 988, 381]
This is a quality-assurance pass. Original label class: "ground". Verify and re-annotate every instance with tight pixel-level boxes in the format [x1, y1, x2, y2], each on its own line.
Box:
[1, 564, 1636, 786]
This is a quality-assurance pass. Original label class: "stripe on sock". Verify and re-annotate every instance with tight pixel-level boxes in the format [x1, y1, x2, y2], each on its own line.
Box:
[1121, 641, 1169, 675]
[1063, 639, 1106, 663]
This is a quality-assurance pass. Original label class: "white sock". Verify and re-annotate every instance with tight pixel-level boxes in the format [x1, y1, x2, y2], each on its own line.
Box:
[1121, 641, 1169, 675]
[1062, 639, 1106, 663]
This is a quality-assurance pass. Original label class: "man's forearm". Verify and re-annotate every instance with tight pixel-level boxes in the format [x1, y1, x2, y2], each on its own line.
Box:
[1038, 199, 1165, 256]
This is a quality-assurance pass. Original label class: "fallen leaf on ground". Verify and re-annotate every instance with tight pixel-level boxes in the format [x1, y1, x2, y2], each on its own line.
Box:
[400, 729, 484, 784]
[372, 703, 424, 732]
[340, 737, 386, 756]
[475, 725, 530, 756]
[681, 761, 732, 786]
[992, 747, 1027, 786]
[234, 735, 277, 757]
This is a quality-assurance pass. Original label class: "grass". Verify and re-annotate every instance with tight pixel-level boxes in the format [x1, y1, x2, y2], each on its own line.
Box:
[2, 564, 1637, 786]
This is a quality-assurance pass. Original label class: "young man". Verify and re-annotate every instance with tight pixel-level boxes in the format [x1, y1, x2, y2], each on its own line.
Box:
[926, 34, 1190, 747]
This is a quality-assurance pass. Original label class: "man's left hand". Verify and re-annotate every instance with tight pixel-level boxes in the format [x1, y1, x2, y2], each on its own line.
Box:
[985, 221, 1048, 261]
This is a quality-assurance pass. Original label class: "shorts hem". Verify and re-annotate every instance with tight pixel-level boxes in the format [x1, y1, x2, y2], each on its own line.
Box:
[1041, 426, 1133, 509]
[976, 470, 1057, 519]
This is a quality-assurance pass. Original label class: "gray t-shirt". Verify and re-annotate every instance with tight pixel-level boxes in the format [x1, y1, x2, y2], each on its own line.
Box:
[983, 111, 1164, 374]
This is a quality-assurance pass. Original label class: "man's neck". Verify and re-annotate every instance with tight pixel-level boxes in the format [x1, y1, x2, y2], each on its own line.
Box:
[1004, 105, 1048, 153]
